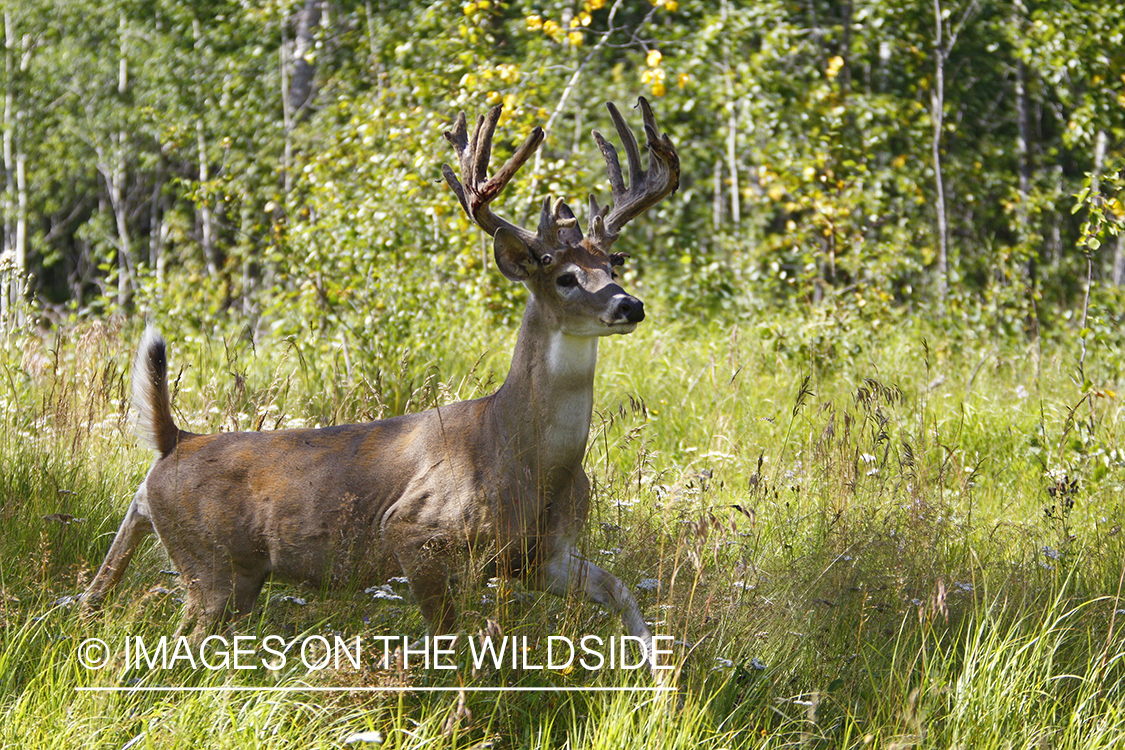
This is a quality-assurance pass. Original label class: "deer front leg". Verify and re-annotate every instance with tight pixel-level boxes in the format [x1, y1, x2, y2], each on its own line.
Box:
[528, 542, 663, 675]
[395, 537, 458, 635]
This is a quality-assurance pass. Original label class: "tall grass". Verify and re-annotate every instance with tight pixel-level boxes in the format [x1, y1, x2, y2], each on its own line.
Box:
[2, 305, 1123, 747]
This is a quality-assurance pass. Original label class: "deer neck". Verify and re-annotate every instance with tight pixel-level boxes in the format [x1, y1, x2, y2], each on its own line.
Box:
[493, 296, 598, 471]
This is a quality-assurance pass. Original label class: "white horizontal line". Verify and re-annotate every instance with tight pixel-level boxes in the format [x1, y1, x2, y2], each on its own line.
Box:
[76, 685, 674, 693]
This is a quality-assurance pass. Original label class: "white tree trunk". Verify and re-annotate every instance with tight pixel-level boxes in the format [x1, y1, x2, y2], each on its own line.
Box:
[931, 0, 949, 309]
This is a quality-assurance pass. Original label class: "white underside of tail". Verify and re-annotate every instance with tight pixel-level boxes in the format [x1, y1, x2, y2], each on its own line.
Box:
[131, 326, 166, 452]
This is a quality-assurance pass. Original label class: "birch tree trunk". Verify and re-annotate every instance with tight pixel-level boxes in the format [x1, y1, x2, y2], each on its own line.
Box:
[280, 20, 292, 197]
[931, 0, 950, 310]
[112, 136, 131, 307]
[193, 19, 218, 279]
[721, 0, 739, 238]
[2, 11, 12, 324]
[1014, 58, 1032, 232]
[112, 13, 131, 307]
[1090, 130, 1124, 286]
[288, 0, 322, 121]
[149, 152, 168, 296]
[2, 10, 28, 323]
[1014, 51, 1034, 288]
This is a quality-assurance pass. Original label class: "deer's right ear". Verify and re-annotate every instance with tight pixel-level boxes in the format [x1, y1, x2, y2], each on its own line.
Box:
[494, 227, 535, 282]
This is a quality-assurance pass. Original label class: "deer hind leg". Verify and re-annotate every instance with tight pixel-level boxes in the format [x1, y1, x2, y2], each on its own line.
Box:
[82, 485, 155, 609]
[171, 555, 266, 643]
[528, 542, 660, 671]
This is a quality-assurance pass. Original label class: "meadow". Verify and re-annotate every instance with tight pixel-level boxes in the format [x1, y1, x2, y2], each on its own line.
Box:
[2, 292, 1123, 749]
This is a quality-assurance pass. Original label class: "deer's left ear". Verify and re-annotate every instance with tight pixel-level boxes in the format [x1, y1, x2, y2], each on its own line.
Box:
[494, 227, 536, 282]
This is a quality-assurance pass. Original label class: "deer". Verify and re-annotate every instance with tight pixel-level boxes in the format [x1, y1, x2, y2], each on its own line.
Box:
[81, 97, 680, 673]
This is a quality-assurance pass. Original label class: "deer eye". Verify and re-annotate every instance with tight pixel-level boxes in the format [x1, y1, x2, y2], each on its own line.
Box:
[556, 273, 577, 288]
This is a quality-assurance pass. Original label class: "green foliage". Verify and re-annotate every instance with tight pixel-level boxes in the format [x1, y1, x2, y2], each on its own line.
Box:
[3, 0, 1124, 334]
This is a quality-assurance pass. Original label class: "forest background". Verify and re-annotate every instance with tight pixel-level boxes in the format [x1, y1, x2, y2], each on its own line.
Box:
[2, 0, 1123, 339]
[3, 0, 1125, 747]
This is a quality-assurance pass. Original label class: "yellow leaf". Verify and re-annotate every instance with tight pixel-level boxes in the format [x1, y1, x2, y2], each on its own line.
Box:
[646, 49, 663, 67]
[826, 55, 844, 79]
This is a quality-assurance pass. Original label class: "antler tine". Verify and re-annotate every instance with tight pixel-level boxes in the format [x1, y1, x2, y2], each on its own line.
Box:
[442, 113, 472, 216]
[537, 197, 582, 250]
[491, 125, 543, 192]
[441, 105, 545, 247]
[556, 201, 584, 246]
[588, 97, 680, 249]
[537, 198, 560, 249]
[592, 130, 625, 200]
[587, 194, 611, 247]
[472, 107, 501, 186]
[606, 101, 643, 191]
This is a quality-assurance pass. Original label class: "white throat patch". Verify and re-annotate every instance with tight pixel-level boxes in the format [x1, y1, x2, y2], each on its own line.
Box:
[545, 331, 599, 381]
[541, 331, 598, 462]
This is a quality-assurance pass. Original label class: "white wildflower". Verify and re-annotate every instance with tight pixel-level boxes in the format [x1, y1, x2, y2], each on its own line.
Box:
[344, 730, 385, 744]
[365, 585, 403, 601]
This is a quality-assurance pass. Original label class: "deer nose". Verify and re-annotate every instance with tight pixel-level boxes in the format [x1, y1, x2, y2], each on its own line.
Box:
[614, 296, 645, 324]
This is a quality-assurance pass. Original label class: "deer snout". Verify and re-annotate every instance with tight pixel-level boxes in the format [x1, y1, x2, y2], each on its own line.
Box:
[613, 295, 645, 324]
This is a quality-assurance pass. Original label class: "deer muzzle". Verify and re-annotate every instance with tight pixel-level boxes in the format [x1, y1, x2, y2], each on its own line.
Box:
[611, 295, 645, 325]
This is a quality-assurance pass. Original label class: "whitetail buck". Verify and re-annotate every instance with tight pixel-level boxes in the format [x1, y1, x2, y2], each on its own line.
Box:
[83, 97, 679, 671]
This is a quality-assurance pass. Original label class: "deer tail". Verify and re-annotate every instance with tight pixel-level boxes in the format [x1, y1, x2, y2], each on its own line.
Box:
[131, 327, 180, 457]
